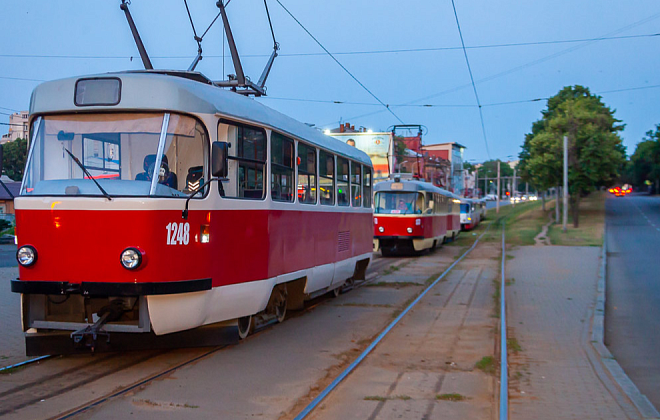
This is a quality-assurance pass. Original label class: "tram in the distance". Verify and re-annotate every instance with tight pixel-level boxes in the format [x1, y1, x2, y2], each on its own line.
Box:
[459, 198, 486, 230]
[372, 178, 461, 256]
[9, 71, 374, 354]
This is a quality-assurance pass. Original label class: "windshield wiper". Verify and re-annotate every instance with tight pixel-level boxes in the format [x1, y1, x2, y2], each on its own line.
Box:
[62, 148, 112, 200]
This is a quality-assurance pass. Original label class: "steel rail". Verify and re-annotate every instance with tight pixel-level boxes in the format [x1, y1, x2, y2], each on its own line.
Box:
[293, 223, 496, 420]
[500, 222, 508, 419]
[0, 355, 52, 373]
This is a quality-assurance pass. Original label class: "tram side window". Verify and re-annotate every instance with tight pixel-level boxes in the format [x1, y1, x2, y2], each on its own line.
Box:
[271, 132, 294, 202]
[363, 167, 372, 208]
[351, 162, 361, 207]
[218, 121, 266, 199]
[337, 157, 350, 206]
[319, 150, 335, 205]
[297, 142, 317, 204]
[424, 193, 433, 214]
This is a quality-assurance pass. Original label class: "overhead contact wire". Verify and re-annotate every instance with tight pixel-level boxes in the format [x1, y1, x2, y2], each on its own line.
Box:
[274, 0, 405, 125]
[451, 0, 490, 159]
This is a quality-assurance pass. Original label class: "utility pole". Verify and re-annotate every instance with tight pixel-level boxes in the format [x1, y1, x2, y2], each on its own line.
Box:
[556, 185, 560, 222]
[563, 135, 568, 232]
[475, 168, 479, 197]
[512, 168, 516, 207]
[496, 161, 501, 214]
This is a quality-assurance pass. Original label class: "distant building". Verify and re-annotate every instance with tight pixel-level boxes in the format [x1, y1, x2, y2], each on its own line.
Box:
[0, 175, 20, 220]
[421, 142, 466, 195]
[1, 111, 29, 144]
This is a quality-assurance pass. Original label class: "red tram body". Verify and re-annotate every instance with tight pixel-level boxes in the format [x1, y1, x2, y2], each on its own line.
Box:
[11, 71, 373, 354]
[372, 179, 461, 256]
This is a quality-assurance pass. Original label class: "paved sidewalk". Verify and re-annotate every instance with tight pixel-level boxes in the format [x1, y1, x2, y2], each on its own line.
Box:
[507, 246, 640, 420]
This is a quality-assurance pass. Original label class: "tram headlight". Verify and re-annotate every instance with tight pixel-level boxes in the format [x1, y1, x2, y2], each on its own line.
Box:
[16, 245, 37, 267]
[120, 248, 142, 270]
[406, 227, 413, 234]
[378, 226, 384, 233]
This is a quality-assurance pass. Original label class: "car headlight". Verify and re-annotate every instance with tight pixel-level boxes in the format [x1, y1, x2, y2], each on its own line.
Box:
[17, 245, 37, 267]
[120, 248, 143, 270]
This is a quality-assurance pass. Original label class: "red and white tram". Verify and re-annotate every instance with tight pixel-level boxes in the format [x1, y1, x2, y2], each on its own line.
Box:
[10, 71, 373, 354]
[372, 178, 460, 256]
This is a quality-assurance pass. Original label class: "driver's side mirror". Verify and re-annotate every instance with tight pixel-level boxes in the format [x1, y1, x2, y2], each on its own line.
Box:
[212, 141, 229, 178]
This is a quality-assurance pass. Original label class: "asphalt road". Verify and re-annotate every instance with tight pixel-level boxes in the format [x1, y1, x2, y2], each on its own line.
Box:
[605, 193, 660, 411]
[485, 198, 511, 210]
[0, 244, 16, 267]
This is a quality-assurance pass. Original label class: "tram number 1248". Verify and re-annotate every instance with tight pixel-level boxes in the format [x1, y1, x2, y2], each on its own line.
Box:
[166, 222, 190, 245]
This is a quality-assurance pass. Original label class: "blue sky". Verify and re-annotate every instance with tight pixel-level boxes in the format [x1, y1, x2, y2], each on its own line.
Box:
[1, 0, 659, 162]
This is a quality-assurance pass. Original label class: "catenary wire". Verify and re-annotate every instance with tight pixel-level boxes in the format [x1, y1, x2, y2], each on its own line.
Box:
[451, 0, 490, 158]
[273, 0, 405, 125]
[331, 12, 660, 125]
[1, 33, 658, 60]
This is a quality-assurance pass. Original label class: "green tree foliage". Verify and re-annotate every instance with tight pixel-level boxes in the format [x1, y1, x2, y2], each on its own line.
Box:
[520, 86, 625, 227]
[627, 125, 660, 189]
[2, 137, 28, 181]
[475, 160, 513, 195]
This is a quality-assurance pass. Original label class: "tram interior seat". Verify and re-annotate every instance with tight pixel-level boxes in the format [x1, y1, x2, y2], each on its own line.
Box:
[135, 154, 178, 189]
[185, 166, 204, 192]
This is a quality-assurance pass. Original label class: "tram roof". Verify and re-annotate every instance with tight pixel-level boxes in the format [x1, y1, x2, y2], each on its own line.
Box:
[374, 179, 457, 197]
[29, 70, 372, 167]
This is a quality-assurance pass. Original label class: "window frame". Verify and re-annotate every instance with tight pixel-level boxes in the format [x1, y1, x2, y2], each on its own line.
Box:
[336, 156, 350, 207]
[218, 118, 268, 201]
[319, 149, 335, 206]
[296, 141, 318, 205]
[350, 161, 362, 207]
[362, 166, 372, 208]
[270, 130, 295, 203]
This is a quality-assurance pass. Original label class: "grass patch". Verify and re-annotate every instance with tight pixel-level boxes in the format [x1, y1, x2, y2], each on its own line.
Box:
[475, 356, 497, 374]
[508, 337, 522, 353]
[0, 365, 25, 375]
[364, 395, 411, 402]
[436, 393, 466, 402]
[492, 280, 500, 318]
[505, 278, 515, 286]
[547, 192, 606, 246]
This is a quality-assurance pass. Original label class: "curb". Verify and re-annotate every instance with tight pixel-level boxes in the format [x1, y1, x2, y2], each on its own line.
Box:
[591, 222, 660, 419]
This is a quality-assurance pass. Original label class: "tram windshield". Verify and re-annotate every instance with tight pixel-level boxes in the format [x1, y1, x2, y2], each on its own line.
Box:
[460, 204, 470, 214]
[21, 113, 208, 198]
[374, 192, 423, 214]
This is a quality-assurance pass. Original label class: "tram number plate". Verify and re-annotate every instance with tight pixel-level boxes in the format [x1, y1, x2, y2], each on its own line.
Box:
[166, 222, 190, 245]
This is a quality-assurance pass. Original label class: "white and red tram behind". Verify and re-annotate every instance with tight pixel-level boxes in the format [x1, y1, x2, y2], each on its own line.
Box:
[10, 71, 374, 354]
[372, 178, 460, 256]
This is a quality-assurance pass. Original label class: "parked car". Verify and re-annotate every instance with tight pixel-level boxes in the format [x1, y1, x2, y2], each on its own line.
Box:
[485, 194, 497, 201]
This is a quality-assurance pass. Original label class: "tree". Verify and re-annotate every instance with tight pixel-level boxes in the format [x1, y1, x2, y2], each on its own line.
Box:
[476, 159, 513, 195]
[628, 125, 660, 191]
[522, 86, 626, 227]
[2, 137, 28, 181]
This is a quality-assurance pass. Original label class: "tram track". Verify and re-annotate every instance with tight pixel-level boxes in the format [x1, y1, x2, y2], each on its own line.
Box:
[292, 224, 499, 420]
[0, 253, 402, 419]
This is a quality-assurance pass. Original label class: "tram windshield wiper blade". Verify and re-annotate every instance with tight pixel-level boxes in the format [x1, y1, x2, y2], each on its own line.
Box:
[62, 148, 112, 200]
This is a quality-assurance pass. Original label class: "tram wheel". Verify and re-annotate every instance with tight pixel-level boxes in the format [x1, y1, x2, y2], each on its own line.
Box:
[430, 240, 438, 251]
[275, 295, 287, 323]
[237, 315, 252, 340]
